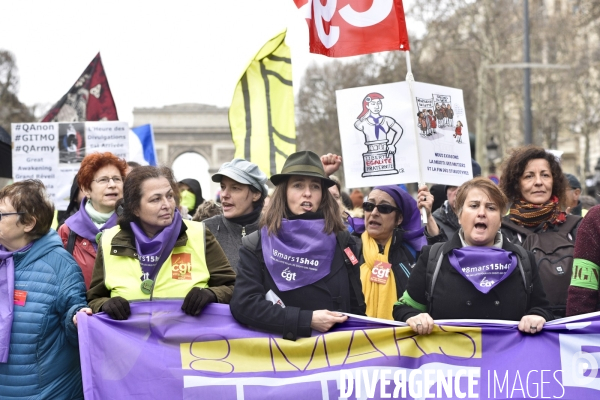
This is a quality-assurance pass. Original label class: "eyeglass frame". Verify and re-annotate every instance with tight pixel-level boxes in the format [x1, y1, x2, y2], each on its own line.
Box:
[91, 176, 125, 185]
[0, 212, 24, 220]
[362, 202, 401, 214]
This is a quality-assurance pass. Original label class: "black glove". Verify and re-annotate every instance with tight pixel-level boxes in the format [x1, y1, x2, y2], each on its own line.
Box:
[182, 287, 216, 316]
[102, 296, 131, 320]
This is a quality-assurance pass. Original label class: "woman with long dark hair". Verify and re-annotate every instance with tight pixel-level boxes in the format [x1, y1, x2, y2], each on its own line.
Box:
[230, 151, 365, 341]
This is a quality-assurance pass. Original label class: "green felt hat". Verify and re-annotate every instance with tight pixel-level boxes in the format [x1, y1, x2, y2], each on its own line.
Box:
[269, 151, 335, 188]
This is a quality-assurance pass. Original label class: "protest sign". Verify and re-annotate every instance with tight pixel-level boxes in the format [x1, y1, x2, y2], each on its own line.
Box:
[11, 123, 59, 202]
[78, 301, 600, 399]
[12, 121, 128, 210]
[336, 82, 472, 188]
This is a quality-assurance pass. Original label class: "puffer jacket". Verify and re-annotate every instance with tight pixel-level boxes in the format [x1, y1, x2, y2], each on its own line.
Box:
[0, 230, 87, 400]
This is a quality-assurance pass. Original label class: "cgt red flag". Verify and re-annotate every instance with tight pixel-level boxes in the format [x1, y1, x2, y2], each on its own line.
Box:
[294, 0, 410, 57]
[42, 52, 118, 122]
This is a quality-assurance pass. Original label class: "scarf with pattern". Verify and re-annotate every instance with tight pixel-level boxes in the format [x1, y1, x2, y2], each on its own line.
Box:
[508, 195, 566, 231]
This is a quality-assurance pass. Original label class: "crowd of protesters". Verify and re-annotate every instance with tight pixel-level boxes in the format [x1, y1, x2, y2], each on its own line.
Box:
[1, 145, 600, 398]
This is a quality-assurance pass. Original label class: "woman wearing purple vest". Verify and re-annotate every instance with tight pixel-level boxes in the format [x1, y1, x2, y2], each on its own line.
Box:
[230, 151, 365, 341]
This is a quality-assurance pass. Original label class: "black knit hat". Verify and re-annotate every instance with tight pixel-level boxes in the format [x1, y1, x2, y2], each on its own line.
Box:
[269, 151, 335, 188]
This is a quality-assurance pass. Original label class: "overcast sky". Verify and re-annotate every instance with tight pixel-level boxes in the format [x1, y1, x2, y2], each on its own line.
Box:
[2, 0, 423, 126]
[0, 0, 342, 125]
[2, 0, 422, 196]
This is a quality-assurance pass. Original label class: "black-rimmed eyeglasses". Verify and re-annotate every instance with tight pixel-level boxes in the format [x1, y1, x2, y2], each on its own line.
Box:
[0, 212, 24, 220]
[362, 202, 400, 214]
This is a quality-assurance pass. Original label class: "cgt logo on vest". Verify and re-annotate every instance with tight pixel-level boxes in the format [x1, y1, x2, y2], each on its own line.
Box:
[172, 253, 192, 280]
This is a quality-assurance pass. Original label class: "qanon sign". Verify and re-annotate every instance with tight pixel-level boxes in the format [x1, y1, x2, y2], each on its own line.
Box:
[294, 0, 410, 57]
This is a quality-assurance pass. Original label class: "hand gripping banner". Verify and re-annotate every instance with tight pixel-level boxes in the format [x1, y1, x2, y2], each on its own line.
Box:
[78, 301, 600, 399]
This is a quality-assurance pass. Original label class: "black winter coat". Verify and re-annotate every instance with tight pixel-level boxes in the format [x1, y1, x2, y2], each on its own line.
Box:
[393, 232, 555, 322]
[230, 231, 365, 341]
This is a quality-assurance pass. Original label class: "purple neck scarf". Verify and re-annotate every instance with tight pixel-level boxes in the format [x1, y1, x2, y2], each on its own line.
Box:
[0, 241, 34, 363]
[448, 247, 518, 294]
[373, 186, 426, 251]
[368, 116, 384, 139]
[347, 215, 365, 235]
[261, 219, 336, 292]
[65, 198, 118, 250]
[130, 210, 183, 281]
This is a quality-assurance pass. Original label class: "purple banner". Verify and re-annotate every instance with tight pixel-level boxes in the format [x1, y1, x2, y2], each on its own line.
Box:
[78, 301, 600, 399]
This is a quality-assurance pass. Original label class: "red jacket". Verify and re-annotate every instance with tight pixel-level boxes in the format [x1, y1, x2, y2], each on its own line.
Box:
[58, 224, 97, 289]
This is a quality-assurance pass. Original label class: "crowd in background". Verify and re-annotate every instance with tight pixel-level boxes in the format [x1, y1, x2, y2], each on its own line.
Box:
[0, 146, 599, 399]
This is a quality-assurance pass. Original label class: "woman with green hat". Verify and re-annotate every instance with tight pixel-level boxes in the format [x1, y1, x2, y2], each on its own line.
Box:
[204, 159, 269, 271]
[230, 151, 366, 341]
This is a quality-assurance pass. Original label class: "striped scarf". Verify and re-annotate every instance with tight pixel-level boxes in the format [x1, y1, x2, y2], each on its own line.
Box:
[508, 195, 566, 231]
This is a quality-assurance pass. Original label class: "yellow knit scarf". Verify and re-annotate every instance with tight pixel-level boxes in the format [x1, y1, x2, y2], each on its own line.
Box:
[360, 231, 397, 320]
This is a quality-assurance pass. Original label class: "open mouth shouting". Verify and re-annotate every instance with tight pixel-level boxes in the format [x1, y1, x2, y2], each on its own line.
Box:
[474, 222, 487, 231]
[300, 201, 313, 212]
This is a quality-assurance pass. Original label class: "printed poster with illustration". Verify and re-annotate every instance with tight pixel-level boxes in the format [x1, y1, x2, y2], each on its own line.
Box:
[11, 121, 129, 210]
[336, 82, 472, 188]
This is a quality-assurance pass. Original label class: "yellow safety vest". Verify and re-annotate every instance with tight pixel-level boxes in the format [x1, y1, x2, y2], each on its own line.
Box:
[102, 220, 210, 301]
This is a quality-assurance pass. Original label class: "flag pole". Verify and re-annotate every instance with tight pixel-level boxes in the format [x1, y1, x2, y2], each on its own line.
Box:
[405, 51, 428, 225]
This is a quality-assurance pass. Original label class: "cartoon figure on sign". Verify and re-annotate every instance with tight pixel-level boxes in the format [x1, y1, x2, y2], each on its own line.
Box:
[354, 93, 403, 177]
[435, 103, 444, 128]
[417, 111, 427, 137]
[454, 121, 463, 143]
[427, 109, 437, 135]
[446, 103, 454, 126]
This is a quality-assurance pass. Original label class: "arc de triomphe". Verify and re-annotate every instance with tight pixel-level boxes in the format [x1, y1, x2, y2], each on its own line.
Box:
[133, 103, 234, 198]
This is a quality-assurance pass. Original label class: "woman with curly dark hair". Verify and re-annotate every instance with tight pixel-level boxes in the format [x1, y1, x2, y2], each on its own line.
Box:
[499, 145, 581, 317]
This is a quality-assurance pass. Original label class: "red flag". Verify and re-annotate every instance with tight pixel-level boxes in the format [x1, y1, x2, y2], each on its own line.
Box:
[294, 0, 410, 57]
[42, 53, 118, 122]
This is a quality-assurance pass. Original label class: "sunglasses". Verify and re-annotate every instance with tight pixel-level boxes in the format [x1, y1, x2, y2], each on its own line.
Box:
[362, 202, 400, 214]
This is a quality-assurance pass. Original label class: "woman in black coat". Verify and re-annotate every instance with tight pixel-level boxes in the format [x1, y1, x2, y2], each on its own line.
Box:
[230, 151, 365, 341]
[393, 177, 554, 335]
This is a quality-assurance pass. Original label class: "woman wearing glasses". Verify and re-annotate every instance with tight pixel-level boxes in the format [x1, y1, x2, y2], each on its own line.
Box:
[0, 180, 89, 399]
[359, 185, 443, 320]
[230, 151, 365, 341]
[58, 152, 127, 288]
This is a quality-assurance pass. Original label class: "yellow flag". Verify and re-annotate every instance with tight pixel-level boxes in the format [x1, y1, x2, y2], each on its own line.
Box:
[229, 30, 296, 176]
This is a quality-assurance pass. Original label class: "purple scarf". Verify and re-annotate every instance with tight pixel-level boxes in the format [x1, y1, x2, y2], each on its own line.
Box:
[373, 186, 426, 251]
[0, 241, 34, 363]
[448, 247, 518, 294]
[130, 210, 183, 281]
[369, 116, 384, 139]
[347, 215, 365, 235]
[261, 219, 336, 292]
[65, 198, 118, 250]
